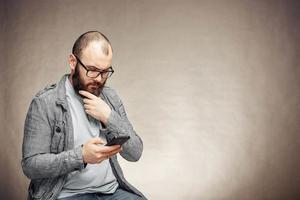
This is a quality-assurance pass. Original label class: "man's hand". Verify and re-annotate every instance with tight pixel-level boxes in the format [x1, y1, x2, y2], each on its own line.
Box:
[79, 90, 111, 125]
[82, 137, 121, 164]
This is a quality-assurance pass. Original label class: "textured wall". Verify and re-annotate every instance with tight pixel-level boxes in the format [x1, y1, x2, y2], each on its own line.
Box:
[1, 0, 300, 199]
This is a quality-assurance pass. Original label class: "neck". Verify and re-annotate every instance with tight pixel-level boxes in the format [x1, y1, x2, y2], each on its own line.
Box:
[68, 74, 74, 86]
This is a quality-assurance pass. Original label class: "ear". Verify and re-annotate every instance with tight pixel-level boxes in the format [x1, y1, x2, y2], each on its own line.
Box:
[68, 54, 77, 72]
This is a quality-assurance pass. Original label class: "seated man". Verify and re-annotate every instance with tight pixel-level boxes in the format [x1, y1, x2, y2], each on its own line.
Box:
[22, 31, 146, 200]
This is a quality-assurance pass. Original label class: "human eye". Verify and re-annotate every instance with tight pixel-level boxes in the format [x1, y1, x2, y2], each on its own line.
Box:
[86, 66, 101, 72]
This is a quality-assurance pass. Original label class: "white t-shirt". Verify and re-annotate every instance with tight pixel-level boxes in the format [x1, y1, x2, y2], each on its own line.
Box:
[57, 78, 118, 199]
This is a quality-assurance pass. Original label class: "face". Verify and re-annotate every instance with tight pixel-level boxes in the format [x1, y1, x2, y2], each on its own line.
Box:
[69, 41, 113, 97]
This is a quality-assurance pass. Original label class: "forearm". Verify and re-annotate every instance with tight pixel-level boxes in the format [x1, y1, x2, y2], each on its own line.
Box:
[106, 110, 143, 161]
[22, 146, 84, 179]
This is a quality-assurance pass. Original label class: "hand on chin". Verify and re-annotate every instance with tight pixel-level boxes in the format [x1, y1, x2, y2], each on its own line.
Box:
[79, 90, 111, 124]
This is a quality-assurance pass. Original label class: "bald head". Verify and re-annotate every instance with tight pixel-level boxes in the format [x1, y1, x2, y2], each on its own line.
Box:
[72, 31, 112, 58]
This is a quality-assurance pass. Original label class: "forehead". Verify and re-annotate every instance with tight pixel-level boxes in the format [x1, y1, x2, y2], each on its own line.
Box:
[81, 41, 113, 69]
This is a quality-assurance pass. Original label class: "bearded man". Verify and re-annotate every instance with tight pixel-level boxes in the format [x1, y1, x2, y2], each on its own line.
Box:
[21, 31, 146, 200]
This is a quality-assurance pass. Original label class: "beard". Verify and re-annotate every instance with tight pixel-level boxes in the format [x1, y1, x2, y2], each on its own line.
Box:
[72, 64, 106, 97]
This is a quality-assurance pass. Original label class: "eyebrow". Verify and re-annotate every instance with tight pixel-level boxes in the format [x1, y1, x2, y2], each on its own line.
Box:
[86, 64, 111, 71]
[74, 54, 110, 71]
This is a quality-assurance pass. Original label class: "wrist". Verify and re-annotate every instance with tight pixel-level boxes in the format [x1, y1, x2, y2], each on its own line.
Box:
[81, 144, 87, 164]
[101, 109, 111, 125]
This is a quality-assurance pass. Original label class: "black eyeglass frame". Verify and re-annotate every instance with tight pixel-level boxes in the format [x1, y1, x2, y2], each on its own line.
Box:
[73, 54, 114, 78]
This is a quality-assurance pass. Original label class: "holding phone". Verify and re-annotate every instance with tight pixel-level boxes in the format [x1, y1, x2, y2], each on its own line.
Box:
[105, 135, 130, 146]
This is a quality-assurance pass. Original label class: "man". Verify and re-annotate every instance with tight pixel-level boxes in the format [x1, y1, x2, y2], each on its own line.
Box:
[22, 31, 146, 200]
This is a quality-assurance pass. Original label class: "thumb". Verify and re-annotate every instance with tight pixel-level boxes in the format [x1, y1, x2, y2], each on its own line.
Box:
[89, 137, 104, 145]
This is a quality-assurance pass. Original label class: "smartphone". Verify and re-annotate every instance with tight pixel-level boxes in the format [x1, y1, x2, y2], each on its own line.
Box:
[105, 135, 130, 146]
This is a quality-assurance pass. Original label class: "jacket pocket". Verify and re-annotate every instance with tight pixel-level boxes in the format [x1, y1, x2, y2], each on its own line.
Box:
[50, 121, 65, 153]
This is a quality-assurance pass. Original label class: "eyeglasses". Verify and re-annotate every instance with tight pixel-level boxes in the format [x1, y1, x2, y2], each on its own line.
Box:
[74, 54, 114, 79]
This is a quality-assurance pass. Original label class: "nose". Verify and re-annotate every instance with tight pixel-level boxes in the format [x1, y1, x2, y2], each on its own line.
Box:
[94, 74, 102, 83]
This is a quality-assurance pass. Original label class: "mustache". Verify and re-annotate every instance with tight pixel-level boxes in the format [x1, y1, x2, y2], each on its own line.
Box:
[88, 82, 104, 87]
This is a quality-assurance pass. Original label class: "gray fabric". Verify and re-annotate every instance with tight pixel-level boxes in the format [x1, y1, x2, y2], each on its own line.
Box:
[22, 74, 146, 200]
[57, 78, 118, 198]
[58, 188, 143, 200]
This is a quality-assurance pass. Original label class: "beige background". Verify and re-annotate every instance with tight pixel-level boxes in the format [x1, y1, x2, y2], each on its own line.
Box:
[1, 0, 300, 199]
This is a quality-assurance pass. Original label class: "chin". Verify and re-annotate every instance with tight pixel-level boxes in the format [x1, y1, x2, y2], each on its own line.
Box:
[87, 87, 102, 96]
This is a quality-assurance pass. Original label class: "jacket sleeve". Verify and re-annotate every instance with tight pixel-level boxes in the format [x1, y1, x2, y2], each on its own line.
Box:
[104, 92, 143, 162]
[21, 97, 85, 179]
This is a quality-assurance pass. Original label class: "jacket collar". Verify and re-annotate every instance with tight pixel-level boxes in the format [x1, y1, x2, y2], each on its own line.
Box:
[55, 74, 69, 111]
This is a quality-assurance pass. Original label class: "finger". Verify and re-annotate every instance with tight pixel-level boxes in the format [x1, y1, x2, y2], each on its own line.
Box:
[83, 104, 94, 110]
[108, 144, 121, 150]
[106, 145, 122, 155]
[95, 144, 121, 153]
[89, 137, 105, 145]
[96, 155, 110, 163]
[107, 146, 122, 157]
[100, 148, 121, 159]
[85, 109, 95, 117]
[95, 147, 121, 162]
[83, 98, 95, 105]
[85, 109, 92, 115]
[79, 90, 97, 100]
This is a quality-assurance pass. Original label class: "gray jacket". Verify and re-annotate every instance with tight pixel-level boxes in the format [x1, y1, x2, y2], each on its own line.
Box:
[22, 75, 146, 200]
